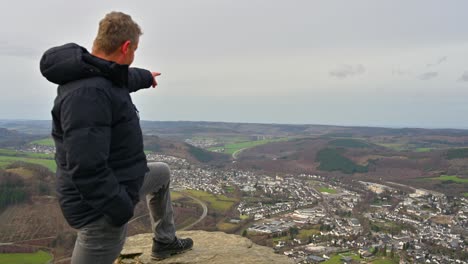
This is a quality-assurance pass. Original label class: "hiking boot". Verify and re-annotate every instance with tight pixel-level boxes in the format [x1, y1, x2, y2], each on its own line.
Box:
[151, 237, 193, 260]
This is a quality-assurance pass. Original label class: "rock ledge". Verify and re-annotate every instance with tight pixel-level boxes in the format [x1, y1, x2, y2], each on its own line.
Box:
[117, 231, 293, 264]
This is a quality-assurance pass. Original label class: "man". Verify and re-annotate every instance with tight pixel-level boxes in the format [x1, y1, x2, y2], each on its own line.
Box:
[40, 11, 193, 264]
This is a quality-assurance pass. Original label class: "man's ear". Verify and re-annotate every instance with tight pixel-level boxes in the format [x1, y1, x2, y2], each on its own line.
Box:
[121, 40, 131, 55]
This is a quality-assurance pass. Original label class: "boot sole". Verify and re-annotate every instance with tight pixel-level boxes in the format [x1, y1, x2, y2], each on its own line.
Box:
[151, 248, 193, 260]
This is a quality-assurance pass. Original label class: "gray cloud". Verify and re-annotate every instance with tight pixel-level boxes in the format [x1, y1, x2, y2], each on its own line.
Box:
[458, 71, 468, 82]
[426, 56, 447, 67]
[330, 64, 365, 79]
[418, 72, 438, 80]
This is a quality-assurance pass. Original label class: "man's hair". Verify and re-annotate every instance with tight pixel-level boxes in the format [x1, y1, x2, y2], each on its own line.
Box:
[93, 11, 142, 55]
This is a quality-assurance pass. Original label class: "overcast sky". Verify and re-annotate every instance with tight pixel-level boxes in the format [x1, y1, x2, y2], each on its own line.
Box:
[1, 0, 468, 128]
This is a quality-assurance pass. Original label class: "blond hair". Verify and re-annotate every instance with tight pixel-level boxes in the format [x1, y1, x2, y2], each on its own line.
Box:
[93, 11, 142, 55]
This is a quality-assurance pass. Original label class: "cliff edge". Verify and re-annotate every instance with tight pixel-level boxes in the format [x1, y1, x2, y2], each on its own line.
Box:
[116, 230, 293, 264]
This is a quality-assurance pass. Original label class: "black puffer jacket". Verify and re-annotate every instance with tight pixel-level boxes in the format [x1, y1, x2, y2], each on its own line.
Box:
[40, 43, 153, 228]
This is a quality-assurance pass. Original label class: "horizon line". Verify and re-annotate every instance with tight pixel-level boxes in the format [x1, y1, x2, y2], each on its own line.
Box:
[1, 118, 468, 131]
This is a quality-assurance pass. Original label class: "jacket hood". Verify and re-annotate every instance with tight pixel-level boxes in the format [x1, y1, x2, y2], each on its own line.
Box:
[40, 43, 129, 86]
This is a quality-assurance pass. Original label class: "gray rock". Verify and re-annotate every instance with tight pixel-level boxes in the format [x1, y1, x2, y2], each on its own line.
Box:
[117, 231, 293, 264]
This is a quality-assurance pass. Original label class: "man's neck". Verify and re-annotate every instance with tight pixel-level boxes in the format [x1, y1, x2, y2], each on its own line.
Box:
[92, 48, 121, 64]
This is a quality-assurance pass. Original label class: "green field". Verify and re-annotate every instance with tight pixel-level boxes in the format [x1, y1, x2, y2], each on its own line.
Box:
[0, 156, 56, 172]
[414, 147, 433, 152]
[170, 191, 184, 200]
[427, 175, 468, 183]
[183, 189, 237, 213]
[377, 143, 407, 151]
[30, 138, 55, 147]
[323, 252, 361, 264]
[318, 187, 337, 194]
[0, 148, 56, 172]
[208, 138, 289, 154]
[0, 149, 54, 159]
[0, 250, 53, 264]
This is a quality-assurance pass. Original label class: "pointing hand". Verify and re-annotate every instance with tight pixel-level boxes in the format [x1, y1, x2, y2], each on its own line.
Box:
[151, 72, 161, 88]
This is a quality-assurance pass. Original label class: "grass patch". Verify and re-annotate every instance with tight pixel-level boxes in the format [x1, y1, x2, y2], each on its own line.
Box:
[298, 228, 320, 239]
[0, 156, 56, 172]
[0, 161, 11, 168]
[318, 187, 337, 194]
[29, 138, 55, 147]
[0, 250, 53, 264]
[211, 138, 289, 155]
[272, 235, 290, 243]
[224, 186, 235, 193]
[323, 253, 361, 264]
[240, 214, 249, 220]
[377, 143, 407, 151]
[414, 147, 433, 152]
[427, 175, 468, 183]
[0, 149, 54, 159]
[183, 189, 237, 213]
[170, 191, 184, 201]
[6, 167, 35, 178]
[329, 139, 371, 148]
[216, 222, 239, 232]
[464, 193, 468, 197]
[316, 148, 368, 174]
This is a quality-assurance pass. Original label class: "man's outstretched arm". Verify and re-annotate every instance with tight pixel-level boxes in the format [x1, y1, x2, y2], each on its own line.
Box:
[128, 67, 161, 92]
[61, 87, 134, 226]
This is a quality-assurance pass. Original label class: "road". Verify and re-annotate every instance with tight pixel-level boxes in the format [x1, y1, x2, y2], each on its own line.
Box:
[179, 194, 208, 230]
[127, 193, 208, 231]
[232, 148, 247, 159]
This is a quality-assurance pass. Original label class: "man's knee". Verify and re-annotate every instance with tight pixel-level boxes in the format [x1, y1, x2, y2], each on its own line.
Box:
[147, 162, 171, 185]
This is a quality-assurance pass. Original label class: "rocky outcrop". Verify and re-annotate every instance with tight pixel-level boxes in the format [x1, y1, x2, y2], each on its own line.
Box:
[117, 231, 293, 264]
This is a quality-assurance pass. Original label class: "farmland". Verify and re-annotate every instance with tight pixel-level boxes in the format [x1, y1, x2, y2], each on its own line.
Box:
[426, 175, 468, 183]
[0, 149, 55, 172]
[209, 138, 290, 155]
[29, 138, 54, 147]
[0, 155, 56, 172]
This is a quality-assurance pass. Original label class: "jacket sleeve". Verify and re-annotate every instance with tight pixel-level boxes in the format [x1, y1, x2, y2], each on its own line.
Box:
[60, 87, 134, 226]
[127, 67, 154, 93]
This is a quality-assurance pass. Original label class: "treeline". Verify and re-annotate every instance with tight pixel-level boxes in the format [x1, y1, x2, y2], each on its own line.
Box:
[316, 148, 368, 174]
[0, 172, 29, 210]
[447, 148, 468, 160]
[0, 161, 54, 210]
[187, 144, 216, 162]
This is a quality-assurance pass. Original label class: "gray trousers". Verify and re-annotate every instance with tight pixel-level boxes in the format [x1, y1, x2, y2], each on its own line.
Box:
[71, 162, 176, 264]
